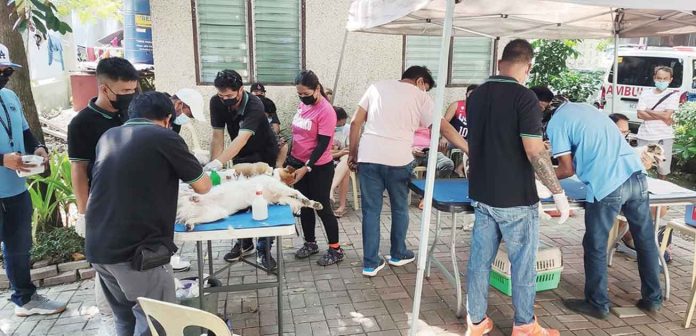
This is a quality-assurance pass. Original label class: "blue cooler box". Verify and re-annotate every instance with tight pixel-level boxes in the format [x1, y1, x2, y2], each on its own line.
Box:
[686, 205, 696, 227]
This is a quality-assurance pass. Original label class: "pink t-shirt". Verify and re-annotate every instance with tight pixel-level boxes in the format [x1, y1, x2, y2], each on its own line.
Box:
[412, 127, 431, 149]
[290, 97, 337, 166]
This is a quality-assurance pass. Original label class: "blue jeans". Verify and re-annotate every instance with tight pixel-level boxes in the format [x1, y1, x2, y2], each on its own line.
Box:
[466, 201, 539, 325]
[0, 191, 36, 306]
[583, 172, 661, 312]
[358, 162, 412, 268]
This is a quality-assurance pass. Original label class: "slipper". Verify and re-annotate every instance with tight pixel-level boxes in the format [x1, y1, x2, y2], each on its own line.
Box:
[333, 208, 347, 218]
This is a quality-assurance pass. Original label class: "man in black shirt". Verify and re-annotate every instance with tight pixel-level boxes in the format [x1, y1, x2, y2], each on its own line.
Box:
[204, 70, 279, 270]
[67, 57, 138, 334]
[86, 92, 211, 336]
[463, 39, 569, 336]
[251, 82, 287, 167]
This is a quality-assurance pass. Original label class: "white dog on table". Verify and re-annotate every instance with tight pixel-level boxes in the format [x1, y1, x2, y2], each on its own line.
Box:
[177, 163, 322, 231]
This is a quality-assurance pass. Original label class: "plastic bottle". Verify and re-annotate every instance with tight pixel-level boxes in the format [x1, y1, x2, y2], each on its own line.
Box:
[252, 184, 268, 221]
[210, 170, 221, 186]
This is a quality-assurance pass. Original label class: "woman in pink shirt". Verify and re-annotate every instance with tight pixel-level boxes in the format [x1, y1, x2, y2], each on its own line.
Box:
[287, 70, 342, 266]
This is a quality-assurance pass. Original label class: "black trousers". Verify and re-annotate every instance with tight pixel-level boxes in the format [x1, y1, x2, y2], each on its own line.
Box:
[293, 162, 339, 245]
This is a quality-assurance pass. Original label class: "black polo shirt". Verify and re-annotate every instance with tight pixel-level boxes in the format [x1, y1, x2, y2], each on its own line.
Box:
[85, 119, 203, 264]
[67, 98, 128, 180]
[466, 76, 543, 208]
[209, 91, 278, 165]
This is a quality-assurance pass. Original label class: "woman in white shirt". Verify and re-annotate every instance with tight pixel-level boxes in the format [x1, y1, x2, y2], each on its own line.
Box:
[636, 65, 680, 179]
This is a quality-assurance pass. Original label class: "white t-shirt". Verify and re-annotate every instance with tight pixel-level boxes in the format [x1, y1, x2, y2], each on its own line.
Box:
[636, 88, 679, 140]
[357, 80, 434, 166]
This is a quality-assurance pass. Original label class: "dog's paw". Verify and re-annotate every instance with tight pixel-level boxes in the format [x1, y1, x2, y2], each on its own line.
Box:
[311, 201, 323, 210]
[189, 195, 200, 203]
[185, 223, 195, 231]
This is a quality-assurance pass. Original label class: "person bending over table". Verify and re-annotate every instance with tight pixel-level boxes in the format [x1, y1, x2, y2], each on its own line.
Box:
[348, 66, 469, 278]
[288, 70, 343, 266]
[464, 39, 569, 336]
[204, 70, 279, 270]
[546, 101, 662, 319]
[86, 92, 212, 336]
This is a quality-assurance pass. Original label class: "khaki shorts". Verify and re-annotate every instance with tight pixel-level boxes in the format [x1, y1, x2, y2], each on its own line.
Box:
[637, 138, 673, 175]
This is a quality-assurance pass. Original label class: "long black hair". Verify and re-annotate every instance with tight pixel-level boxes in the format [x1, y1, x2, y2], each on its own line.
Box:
[294, 70, 327, 98]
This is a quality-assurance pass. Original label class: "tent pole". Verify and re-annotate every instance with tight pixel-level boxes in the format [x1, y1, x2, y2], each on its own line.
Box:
[409, 0, 455, 335]
[332, 30, 349, 103]
[492, 37, 499, 75]
[612, 33, 618, 114]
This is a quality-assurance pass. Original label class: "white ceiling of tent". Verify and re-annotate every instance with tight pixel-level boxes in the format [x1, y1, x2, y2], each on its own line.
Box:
[346, 0, 696, 39]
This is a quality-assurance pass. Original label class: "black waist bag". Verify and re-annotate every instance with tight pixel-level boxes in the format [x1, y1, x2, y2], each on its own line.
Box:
[131, 243, 176, 271]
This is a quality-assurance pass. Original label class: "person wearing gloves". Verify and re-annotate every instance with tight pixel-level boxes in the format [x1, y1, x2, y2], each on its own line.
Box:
[546, 101, 662, 319]
[205, 70, 278, 270]
[0, 43, 66, 317]
[464, 39, 568, 336]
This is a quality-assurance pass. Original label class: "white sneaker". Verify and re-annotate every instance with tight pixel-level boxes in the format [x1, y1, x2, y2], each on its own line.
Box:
[15, 294, 66, 317]
[171, 255, 191, 272]
[362, 260, 386, 277]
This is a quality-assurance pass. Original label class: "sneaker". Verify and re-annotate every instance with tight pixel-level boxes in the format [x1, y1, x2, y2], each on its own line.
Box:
[295, 242, 319, 259]
[257, 251, 277, 271]
[636, 299, 661, 313]
[170, 255, 191, 272]
[511, 316, 559, 336]
[15, 294, 66, 317]
[465, 315, 494, 336]
[317, 247, 345, 266]
[386, 250, 415, 266]
[362, 260, 386, 277]
[224, 240, 255, 262]
[562, 299, 609, 320]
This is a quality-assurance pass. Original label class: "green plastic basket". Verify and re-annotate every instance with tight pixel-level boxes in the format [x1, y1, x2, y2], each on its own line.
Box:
[489, 267, 563, 296]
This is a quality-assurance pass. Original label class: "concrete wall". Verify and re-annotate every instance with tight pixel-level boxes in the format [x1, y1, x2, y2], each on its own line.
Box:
[151, 0, 472, 147]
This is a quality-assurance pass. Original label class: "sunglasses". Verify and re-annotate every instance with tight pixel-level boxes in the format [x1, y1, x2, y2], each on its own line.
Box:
[0, 68, 14, 78]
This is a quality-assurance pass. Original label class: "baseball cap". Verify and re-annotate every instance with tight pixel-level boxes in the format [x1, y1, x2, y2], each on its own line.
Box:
[250, 82, 266, 92]
[0, 44, 21, 68]
[175, 88, 205, 121]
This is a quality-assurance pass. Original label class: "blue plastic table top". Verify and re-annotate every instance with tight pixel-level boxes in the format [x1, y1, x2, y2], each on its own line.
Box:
[174, 205, 295, 232]
[409, 177, 696, 212]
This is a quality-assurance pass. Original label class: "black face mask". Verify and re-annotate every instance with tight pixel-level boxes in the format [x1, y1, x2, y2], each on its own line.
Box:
[223, 98, 238, 107]
[109, 92, 136, 112]
[299, 95, 316, 106]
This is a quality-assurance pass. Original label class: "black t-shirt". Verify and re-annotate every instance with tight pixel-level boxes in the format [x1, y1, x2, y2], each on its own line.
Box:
[85, 119, 203, 264]
[67, 98, 128, 180]
[466, 76, 543, 207]
[257, 95, 277, 114]
[209, 91, 278, 165]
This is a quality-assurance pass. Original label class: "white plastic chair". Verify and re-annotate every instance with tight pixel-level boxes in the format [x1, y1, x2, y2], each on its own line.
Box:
[659, 220, 696, 327]
[138, 297, 234, 336]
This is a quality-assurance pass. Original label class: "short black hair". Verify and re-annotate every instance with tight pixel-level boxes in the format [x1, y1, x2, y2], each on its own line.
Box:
[609, 113, 629, 123]
[466, 84, 479, 94]
[501, 39, 534, 64]
[334, 106, 348, 121]
[531, 86, 554, 102]
[214, 70, 243, 91]
[128, 91, 175, 121]
[401, 66, 436, 90]
[96, 57, 138, 83]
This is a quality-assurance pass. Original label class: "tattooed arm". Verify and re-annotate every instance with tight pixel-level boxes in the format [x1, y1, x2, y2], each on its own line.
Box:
[522, 137, 563, 194]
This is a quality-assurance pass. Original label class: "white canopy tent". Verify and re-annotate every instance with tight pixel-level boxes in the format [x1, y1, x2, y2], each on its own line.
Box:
[345, 1, 696, 335]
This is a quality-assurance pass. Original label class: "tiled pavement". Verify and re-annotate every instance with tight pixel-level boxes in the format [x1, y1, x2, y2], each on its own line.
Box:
[1, 198, 695, 335]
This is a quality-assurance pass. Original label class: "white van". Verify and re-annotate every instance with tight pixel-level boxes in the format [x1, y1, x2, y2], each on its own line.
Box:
[598, 47, 696, 132]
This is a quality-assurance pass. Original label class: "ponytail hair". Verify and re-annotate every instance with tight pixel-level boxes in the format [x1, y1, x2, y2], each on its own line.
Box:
[295, 70, 327, 98]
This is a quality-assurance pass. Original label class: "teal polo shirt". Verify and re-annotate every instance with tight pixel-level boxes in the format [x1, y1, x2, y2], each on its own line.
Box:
[0, 88, 30, 198]
[546, 102, 644, 202]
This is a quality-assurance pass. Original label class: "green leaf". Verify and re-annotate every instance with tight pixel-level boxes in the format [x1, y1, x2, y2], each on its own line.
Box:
[31, 0, 48, 12]
[32, 16, 47, 35]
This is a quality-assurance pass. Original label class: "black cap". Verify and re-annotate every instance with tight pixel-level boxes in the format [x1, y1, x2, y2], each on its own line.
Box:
[250, 82, 266, 92]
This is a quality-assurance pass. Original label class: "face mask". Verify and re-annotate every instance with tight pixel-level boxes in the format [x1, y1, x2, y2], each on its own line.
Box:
[655, 80, 670, 91]
[223, 97, 238, 107]
[335, 125, 344, 132]
[106, 85, 136, 112]
[300, 95, 316, 105]
[174, 113, 190, 125]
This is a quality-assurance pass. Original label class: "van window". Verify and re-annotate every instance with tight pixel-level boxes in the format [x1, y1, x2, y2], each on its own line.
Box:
[608, 56, 683, 88]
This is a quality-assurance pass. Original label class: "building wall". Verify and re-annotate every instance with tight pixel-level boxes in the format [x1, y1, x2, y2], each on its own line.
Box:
[150, 0, 470, 149]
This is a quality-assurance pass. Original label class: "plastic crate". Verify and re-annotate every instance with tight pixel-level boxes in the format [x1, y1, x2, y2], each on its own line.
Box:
[489, 267, 564, 296]
[686, 205, 696, 227]
[491, 241, 562, 275]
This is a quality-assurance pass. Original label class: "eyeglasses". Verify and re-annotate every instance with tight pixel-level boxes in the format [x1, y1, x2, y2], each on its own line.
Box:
[0, 68, 14, 78]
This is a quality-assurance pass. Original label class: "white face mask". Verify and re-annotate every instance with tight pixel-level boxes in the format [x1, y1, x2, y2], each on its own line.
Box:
[173, 113, 191, 125]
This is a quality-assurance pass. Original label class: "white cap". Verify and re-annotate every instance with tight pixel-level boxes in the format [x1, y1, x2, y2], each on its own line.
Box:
[175, 88, 205, 121]
[0, 44, 22, 68]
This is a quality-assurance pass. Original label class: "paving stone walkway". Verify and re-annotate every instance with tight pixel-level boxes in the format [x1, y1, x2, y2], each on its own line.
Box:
[1, 198, 695, 335]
